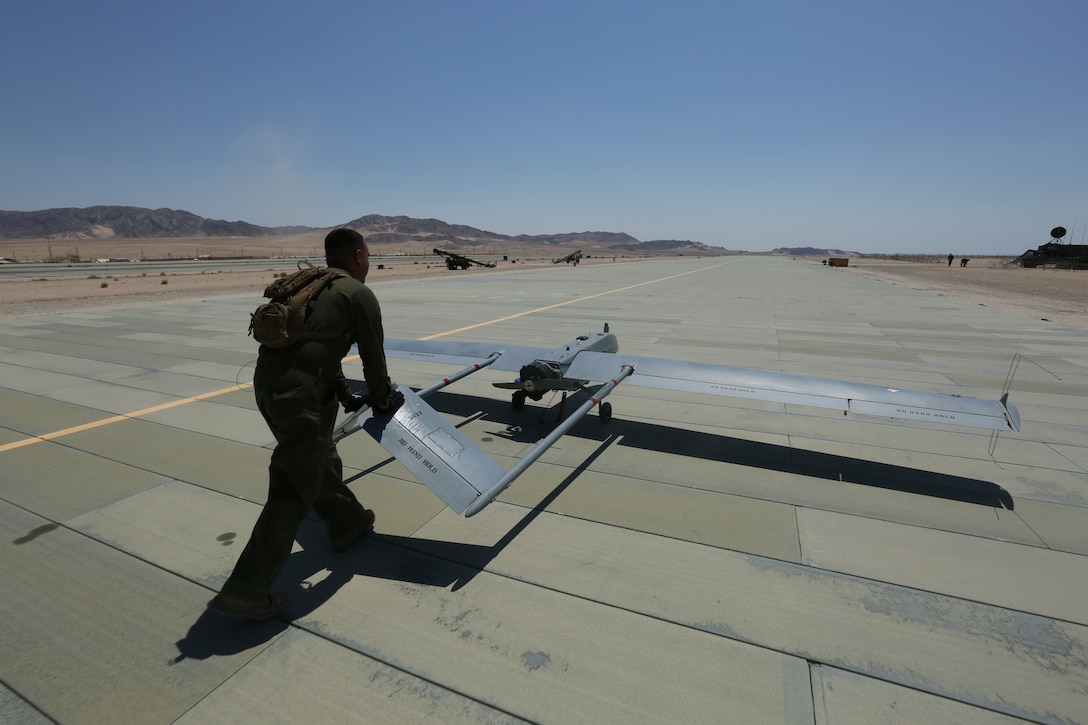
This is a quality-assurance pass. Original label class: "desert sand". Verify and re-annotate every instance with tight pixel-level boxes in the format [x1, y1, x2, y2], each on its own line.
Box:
[847, 258, 1088, 330]
[0, 254, 611, 317]
[2, 252, 1086, 331]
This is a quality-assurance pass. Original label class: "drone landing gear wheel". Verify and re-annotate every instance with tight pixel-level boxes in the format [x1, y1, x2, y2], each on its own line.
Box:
[512, 390, 527, 410]
[599, 401, 612, 424]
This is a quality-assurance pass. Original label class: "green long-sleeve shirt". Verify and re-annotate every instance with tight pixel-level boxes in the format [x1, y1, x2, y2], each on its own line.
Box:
[259, 267, 391, 406]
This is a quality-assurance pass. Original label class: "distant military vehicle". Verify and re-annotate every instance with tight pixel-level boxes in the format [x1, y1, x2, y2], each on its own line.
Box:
[433, 248, 496, 270]
[1013, 227, 1088, 269]
[553, 250, 583, 265]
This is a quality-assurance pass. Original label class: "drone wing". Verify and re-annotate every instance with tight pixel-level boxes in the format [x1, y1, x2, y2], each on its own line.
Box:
[379, 338, 549, 373]
[335, 337, 1019, 516]
[565, 351, 1019, 432]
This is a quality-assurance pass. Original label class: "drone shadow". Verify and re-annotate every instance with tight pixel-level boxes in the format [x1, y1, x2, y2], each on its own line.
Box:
[177, 383, 1013, 654]
[418, 388, 1015, 510]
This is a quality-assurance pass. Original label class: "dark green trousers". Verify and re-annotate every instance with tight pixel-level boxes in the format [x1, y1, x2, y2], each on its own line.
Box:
[222, 367, 365, 598]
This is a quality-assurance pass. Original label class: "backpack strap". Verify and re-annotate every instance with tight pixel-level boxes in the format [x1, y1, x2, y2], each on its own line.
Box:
[296, 268, 350, 343]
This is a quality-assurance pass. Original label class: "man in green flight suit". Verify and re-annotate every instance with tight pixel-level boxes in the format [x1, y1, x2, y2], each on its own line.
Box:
[210, 228, 403, 620]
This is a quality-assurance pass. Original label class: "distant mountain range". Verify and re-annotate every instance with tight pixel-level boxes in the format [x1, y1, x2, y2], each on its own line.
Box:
[770, 246, 859, 257]
[340, 213, 657, 250]
[0, 206, 732, 255]
[0, 206, 294, 240]
[0, 206, 864, 257]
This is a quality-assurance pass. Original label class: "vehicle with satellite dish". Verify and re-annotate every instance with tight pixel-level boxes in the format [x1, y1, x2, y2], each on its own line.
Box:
[1013, 226, 1088, 269]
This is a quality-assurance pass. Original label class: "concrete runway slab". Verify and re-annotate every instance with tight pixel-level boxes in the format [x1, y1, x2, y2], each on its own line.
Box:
[0, 388, 117, 435]
[798, 507, 1088, 624]
[3, 501, 285, 725]
[173, 628, 525, 724]
[2, 256, 1086, 723]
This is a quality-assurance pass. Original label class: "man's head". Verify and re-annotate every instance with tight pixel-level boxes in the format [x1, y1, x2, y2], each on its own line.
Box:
[325, 228, 370, 282]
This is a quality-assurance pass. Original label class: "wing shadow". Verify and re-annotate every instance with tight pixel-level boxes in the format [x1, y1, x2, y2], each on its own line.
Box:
[421, 389, 1015, 510]
[288, 383, 1011, 617]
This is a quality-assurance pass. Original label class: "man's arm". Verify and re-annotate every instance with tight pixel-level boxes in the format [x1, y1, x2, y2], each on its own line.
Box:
[352, 286, 391, 407]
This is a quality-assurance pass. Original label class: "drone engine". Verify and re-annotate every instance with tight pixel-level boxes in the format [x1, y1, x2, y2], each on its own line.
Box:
[518, 359, 561, 398]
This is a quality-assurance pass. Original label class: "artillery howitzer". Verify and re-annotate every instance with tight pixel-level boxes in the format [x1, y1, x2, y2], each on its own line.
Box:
[433, 248, 497, 270]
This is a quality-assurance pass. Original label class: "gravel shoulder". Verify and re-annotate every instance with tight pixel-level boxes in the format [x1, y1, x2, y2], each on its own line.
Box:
[845, 260, 1088, 331]
[0, 257, 596, 317]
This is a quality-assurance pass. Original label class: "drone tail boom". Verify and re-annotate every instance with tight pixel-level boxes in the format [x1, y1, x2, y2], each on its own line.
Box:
[464, 365, 633, 516]
[338, 366, 633, 516]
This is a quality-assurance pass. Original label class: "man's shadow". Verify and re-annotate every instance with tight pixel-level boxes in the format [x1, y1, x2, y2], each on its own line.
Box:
[171, 608, 288, 664]
[172, 434, 614, 663]
[286, 432, 616, 605]
[175, 375, 1018, 661]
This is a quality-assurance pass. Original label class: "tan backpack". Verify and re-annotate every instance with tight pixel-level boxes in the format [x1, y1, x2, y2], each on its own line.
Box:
[248, 260, 347, 348]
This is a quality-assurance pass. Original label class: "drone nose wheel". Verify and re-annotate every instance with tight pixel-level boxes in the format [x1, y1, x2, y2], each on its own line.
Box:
[599, 401, 612, 423]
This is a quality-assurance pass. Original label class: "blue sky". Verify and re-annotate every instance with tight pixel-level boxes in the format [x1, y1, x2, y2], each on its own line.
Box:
[3, 1, 1085, 254]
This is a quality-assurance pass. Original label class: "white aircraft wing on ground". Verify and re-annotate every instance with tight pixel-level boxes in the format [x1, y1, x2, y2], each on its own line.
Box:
[335, 327, 1019, 516]
[376, 337, 581, 373]
[563, 351, 1019, 432]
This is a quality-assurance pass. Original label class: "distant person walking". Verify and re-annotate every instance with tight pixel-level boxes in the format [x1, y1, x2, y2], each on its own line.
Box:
[947, 253, 954, 267]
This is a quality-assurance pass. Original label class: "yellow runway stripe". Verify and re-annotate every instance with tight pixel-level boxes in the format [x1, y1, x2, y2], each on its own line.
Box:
[0, 382, 253, 452]
[2, 261, 726, 452]
[421, 263, 727, 339]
